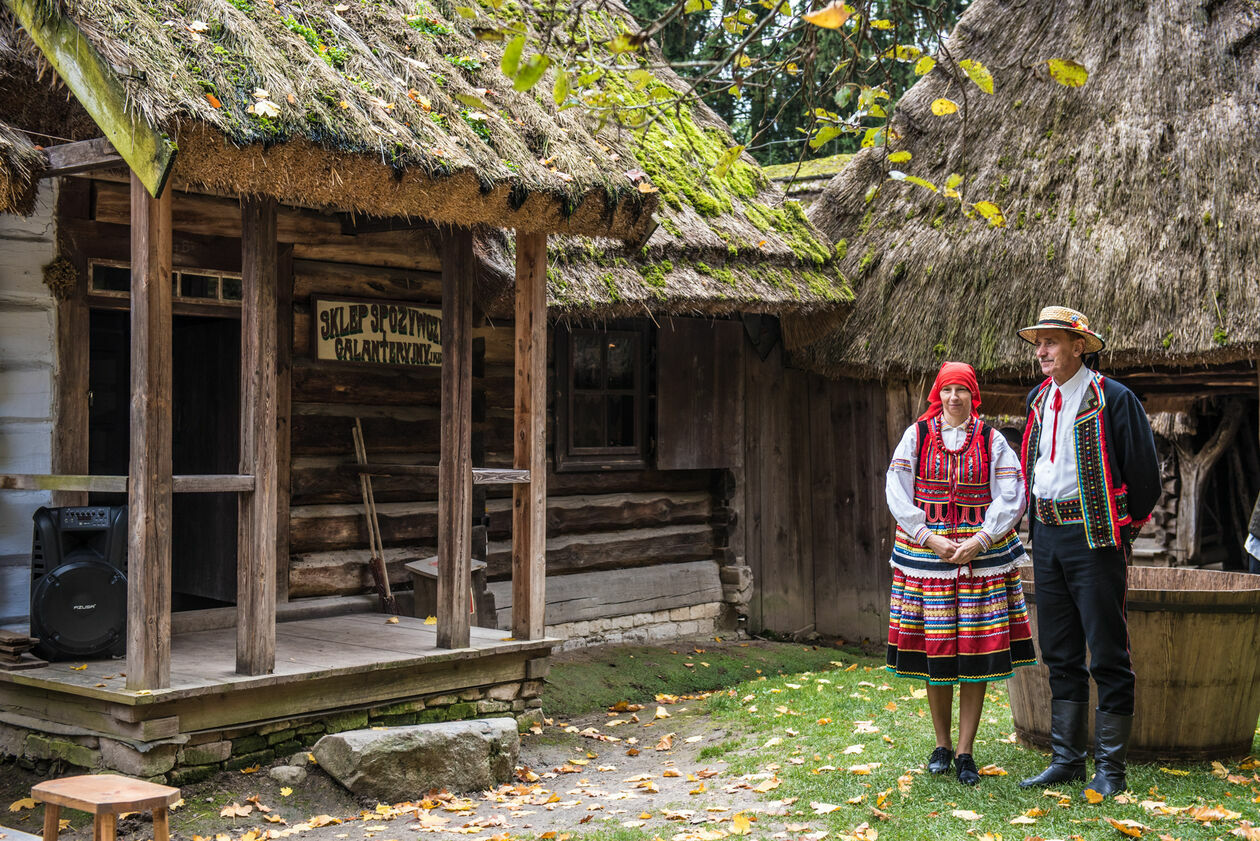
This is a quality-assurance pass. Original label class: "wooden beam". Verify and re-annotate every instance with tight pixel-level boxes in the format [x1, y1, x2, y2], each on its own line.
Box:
[437, 228, 474, 650]
[512, 232, 548, 641]
[126, 172, 173, 691]
[0, 474, 252, 493]
[51, 182, 90, 508]
[238, 197, 280, 675]
[0, 474, 126, 493]
[344, 464, 529, 484]
[4, 0, 176, 196]
[40, 137, 123, 177]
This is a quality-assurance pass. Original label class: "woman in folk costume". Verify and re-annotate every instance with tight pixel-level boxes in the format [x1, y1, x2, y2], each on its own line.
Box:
[885, 361, 1036, 785]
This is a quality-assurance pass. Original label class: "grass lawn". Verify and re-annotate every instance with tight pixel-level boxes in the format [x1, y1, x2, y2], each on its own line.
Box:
[691, 646, 1260, 841]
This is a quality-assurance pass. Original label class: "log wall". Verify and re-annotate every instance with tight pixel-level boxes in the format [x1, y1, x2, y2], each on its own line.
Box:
[0, 181, 58, 625]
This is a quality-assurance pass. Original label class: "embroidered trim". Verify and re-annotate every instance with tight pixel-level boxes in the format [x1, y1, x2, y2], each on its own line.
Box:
[888, 554, 1026, 581]
[890, 458, 913, 473]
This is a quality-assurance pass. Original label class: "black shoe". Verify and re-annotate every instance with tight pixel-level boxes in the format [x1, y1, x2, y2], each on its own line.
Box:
[955, 753, 980, 785]
[1019, 699, 1089, 788]
[927, 746, 953, 774]
[1082, 709, 1133, 800]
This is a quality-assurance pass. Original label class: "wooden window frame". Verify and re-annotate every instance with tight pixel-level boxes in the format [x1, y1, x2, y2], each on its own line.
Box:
[555, 324, 651, 472]
[86, 259, 244, 318]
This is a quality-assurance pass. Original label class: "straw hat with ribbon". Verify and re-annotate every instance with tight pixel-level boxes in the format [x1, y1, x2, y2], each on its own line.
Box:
[1016, 306, 1105, 353]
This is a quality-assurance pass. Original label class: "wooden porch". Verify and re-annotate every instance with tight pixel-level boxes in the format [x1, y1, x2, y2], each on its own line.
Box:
[0, 612, 553, 740]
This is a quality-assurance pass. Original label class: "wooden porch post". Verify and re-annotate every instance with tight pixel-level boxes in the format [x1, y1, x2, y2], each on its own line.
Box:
[126, 172, 173, 691]
[437, 228, 474, 649]
[237, 197, 279, 675]
[512, 232, 547, 640]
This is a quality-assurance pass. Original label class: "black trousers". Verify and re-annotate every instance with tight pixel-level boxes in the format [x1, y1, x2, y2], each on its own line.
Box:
[1031, 520, 1135, 715]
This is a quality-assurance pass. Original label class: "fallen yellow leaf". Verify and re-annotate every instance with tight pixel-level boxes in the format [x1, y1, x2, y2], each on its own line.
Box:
[1105, 816, 1147, 837]
[8, 798, 36, 812]
[385, 616, 399, 624]
[730, 813, 752, 835]
[424, 615, 437, 625]
[72, 664, 87, 671]
[280, 788, 293, 797]
[951, 810, 982, 820]
[1084, 788, 1105, 805]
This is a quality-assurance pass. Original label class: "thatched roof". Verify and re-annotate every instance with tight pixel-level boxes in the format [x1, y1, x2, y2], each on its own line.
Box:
[799, 0, 1260, 378]
[0, 0, 665, 239]
[477, 58, 850, 318]
[763, 153, 852, 207]
[0, 117, 41, 214]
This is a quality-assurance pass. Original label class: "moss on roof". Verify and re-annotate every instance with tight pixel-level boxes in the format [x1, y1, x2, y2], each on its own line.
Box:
[0, 0, 657, 236]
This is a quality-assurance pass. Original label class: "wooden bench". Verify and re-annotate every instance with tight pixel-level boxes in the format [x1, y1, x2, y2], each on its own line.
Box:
[31, 775, 180, 841]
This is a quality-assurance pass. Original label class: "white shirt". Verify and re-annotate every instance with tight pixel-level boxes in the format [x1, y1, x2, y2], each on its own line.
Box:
[1247, 533, 1260, 561]
[886, 418, 1027, 547]
[1031, 364, 1092, 501]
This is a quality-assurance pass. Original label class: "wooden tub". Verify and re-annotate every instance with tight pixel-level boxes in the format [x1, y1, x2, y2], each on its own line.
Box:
[1009, 564, 1260, 760]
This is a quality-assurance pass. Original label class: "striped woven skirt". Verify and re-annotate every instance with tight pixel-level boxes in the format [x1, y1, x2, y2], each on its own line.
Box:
[886, 568, 1036, 684]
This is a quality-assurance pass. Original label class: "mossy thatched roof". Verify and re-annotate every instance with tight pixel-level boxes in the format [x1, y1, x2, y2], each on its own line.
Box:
[763, 153, 852, 204]
[0, 116, 40, 213]
[799, 0, 1260, 378]
[477, 55, 850, 317]
[0, 0, 663, 238]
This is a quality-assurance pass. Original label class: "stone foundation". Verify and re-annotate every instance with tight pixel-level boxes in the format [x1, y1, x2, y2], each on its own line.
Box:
[549, 601, 726, 651]
[0, 677, 545, 783]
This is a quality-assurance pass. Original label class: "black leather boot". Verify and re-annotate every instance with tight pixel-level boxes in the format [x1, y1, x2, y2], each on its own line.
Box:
[1082, 709, 1133, 800]
[1018, 699, 1089, 788]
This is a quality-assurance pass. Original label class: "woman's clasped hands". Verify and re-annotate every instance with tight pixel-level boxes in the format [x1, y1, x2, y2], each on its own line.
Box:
[925, 534, 984, 566]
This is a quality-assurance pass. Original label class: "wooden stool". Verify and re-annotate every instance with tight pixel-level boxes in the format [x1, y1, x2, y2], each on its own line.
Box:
[31, 775, 180, 841]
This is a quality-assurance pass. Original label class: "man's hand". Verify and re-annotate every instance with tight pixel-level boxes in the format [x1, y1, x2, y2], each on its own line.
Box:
[925, 534, 958, 561]
[951, 536, 984, 566]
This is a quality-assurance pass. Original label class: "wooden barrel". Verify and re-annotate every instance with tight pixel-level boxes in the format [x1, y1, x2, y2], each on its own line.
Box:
[1009, 564, 1260, 760]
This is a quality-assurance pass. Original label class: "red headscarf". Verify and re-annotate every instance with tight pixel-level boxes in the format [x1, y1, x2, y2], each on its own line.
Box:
[917, 361, 982, 421]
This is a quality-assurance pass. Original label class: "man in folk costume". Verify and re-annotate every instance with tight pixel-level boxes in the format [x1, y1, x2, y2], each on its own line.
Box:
[1015, 306, 1160, 799]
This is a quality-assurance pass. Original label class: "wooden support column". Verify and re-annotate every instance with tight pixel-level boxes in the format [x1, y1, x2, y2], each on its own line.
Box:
[237, 197, 279, 675]
[437, 228, 474, 649]
[126, 172, 173, 691]
[512, 232, 548, 640]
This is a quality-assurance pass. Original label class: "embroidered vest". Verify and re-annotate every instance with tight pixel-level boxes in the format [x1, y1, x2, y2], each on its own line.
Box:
[890, 417, 1026, 579]
[913, 416, 992, 529]
[1021, 372, 1131, 549]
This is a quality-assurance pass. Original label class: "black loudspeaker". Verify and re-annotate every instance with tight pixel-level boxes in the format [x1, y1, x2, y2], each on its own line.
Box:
[30, 506, 128, 660]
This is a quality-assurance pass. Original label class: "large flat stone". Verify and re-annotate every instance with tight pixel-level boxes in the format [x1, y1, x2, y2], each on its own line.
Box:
[313, 719, 519, 800]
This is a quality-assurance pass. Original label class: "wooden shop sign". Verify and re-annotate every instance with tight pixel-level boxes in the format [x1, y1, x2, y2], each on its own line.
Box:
[312, 296, 442, 367]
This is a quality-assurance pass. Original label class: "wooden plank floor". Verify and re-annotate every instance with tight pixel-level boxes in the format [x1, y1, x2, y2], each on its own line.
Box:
[0, 613, 553, 705]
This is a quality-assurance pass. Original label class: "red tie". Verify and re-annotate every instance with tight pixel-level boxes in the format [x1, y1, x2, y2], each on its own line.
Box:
[1050, 389, 1063, 463]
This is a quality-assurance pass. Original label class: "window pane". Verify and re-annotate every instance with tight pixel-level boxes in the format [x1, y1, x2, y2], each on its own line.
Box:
[606, 335, 637, 390]
[572, 333, 603, 390]
[221, 276, 243, 301]
[180, 274, 218, 299]
[606, 395, 636, 447]
[91, 264, 130, 293]
[572, 394, 604, 447]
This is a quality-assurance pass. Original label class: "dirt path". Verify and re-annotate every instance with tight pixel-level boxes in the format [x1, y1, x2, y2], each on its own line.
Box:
[2, 639, 849, 841]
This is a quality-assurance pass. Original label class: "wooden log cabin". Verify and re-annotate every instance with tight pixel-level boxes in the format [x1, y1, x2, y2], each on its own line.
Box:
[748, 0, 1260, 641]
[0, 0, 848, 777]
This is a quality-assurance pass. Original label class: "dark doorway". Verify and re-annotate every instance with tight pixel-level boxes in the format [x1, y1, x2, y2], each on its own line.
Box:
[88, 309, 241, 608]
